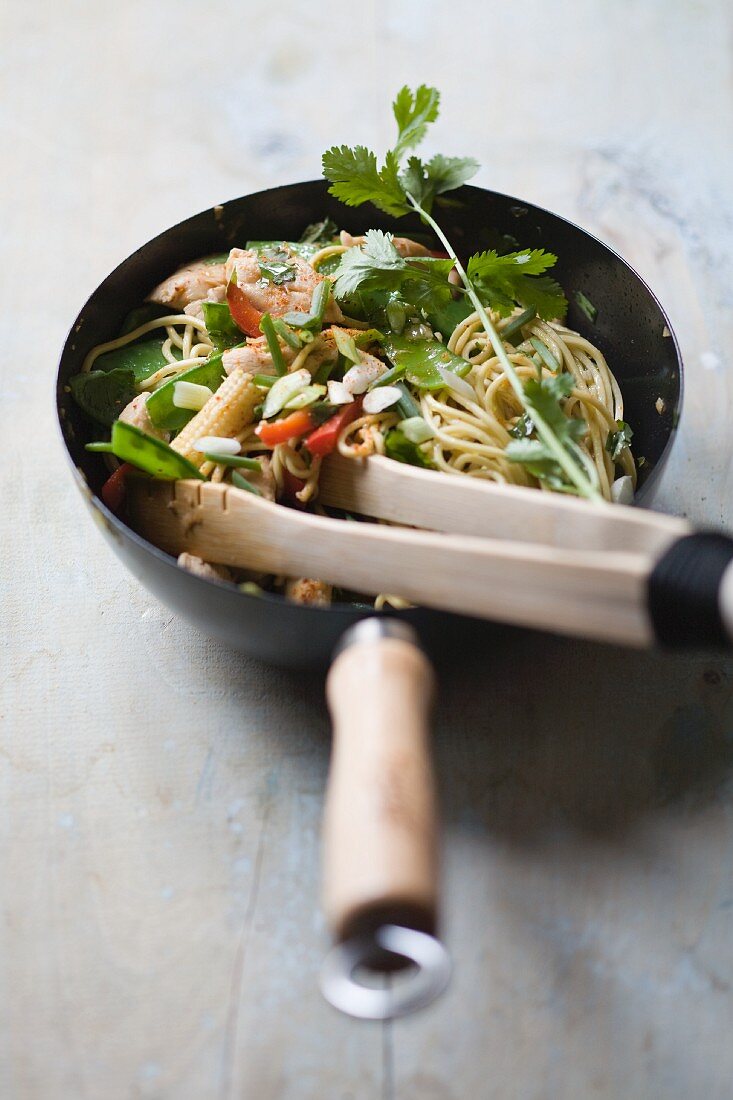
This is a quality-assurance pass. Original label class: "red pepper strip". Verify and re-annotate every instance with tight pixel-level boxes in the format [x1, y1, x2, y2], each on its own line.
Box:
[255, 409, 315, 447]
[304, 399, 362, 457]
[100, 462, 133, 514]
[226, 281, 263, 337]
[281, 468, 307, 507]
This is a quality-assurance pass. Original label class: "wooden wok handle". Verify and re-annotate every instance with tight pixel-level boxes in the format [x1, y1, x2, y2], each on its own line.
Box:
[320, 619, 450, 1019]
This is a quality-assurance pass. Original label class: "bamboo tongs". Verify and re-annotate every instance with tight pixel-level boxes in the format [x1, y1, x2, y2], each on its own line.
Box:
[127, 457, 733, 650]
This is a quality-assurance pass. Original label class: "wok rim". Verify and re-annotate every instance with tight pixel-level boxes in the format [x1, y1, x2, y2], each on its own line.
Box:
[56, 179, 684, 620]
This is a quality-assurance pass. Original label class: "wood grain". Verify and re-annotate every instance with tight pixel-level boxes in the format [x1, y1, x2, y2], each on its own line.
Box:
[324, 635, 437, 941]
[3, 1, 733, 1097]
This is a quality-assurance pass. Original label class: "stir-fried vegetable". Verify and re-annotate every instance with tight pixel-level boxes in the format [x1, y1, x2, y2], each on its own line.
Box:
[146, 353, 228, 430]
[70, 368, 137, 426]
[226, 279, 263, 337]
[381, 335, 472, 390]
[304, 400, 363, 456]
[256, 409, 315, 446]
[201, 301, 242, 351]
[88, 421, 205, 480]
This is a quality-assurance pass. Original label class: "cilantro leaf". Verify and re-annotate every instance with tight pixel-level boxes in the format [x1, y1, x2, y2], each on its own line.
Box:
[331, 231, 455, 319]
[332, 230, 406, 298]
[606, 420, 633, 460]
[467, 249, 567, 320]
[257, 246, 297, 285]
[505, 373, 587, 490]
[299, 216, 339, 246]
[401, 154, 478, 213]
[392, 85, 440, 160]
[322, 146, 409, 217]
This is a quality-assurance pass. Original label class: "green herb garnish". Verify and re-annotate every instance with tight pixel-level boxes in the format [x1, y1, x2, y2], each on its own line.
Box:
[575, 290, 598, 323]
[202, 301, 243, 351]
[258, 247, 297, 286]
[321, 84, 600, 500]
[299, 217, 339, 246]
[505, 374, 592, 492]
[605, 420, 633, 461]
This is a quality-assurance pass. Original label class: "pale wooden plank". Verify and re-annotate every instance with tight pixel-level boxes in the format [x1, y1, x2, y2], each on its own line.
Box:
[1, 0, 733, 1097]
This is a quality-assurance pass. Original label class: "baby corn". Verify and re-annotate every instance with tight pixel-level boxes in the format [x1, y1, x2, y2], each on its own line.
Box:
[170, 368, 259, 466]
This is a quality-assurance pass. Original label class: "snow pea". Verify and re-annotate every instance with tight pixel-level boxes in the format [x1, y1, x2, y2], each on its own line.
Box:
[110, 420, 204, 480]
[381, 335, 471, 391]
[146, 352, 228, 431]
[93, 339, 169, 383]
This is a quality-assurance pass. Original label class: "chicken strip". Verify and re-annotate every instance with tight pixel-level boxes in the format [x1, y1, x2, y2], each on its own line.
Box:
[183, 284, 227, 321]
[119, 393, 170, 442]
[284, 578, 333, 606]
[222, 337, 298, 377]
[225, 247, 344, 324]
[177, 554, 233, 582]
[148, 260, 227, 310]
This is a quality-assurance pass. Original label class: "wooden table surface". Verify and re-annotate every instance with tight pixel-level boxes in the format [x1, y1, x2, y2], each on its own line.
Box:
[3, 2, 733, 1097]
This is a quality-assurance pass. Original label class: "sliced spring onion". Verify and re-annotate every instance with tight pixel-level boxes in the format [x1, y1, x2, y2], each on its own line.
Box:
[362, 386, 402, 414]
[529, 336, 559, 373]
[85, 441, 114, 453]
[333, 327, 361, 365]
[436, 365, 476, 402]
[500, 307, 536, 343]
[392, 381, 420, 420]
[284, 384, 326, 410]
[371, 363, 406, 388]
[201, 452, 262, 470]
[253, 373, 276, 388]
[231, 470, 263, 495]
[311, 279, 331, 325]
[172, 380, 213, 411]
[193, 436, 241, 456]
[259, 312, 286, 376]
[327, 380, 355, 405]
[261, 368, 311, 418]
[575, 291, 598, 323]
[271, 317, 302, 349]
[398, 416, 435, 444]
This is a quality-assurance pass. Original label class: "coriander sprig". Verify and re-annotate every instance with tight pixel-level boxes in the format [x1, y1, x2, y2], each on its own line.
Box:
[321, 84, 601, 501]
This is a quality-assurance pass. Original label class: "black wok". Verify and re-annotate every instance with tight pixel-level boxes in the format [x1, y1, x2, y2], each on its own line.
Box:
[56, 181, 684, 1018]
[57, 181, 682, 669]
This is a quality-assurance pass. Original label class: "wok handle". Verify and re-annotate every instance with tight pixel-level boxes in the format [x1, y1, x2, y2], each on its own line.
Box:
[320, 619, 450, 1019]
[648, 533, 733, 647]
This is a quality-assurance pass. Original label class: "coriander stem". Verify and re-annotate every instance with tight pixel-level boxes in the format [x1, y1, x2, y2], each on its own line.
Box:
[406, 194, 602, 502]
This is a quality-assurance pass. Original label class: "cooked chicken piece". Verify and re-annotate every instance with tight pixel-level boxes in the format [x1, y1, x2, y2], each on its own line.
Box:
[284, 577, 333, 606]
[119, 394, 170, 442]
[148, 260, 227, 310]
[246, 455, 276, 501]
[177, 553, 233, 582]
[222, 337, 297, 377]
[225, 247, 344, 324]
[183, 284, 227, 321]
[340, 230, 431, 258]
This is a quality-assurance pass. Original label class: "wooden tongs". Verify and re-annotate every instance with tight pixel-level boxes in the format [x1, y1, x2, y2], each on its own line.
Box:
[127, 454, 733, 650]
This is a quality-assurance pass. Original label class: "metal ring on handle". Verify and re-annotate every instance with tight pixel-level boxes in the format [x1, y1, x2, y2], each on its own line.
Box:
[320, 925, 451, 1019]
